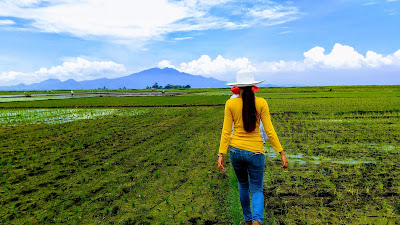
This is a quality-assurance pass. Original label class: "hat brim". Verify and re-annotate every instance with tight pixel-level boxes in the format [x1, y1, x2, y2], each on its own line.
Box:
[226, 80, 264, 87]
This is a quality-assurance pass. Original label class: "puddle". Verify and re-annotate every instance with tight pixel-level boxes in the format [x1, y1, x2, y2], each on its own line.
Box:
[291, 159, 307, 165]
[0, 91, 192, 103]
[189, 92, 231, 96]
[264, 147, 377, 165]
[0, 91, 189, 103]
[0, 95, 72, 103]
[362, 143, 397, 152]
[382, 145, 395, 151]
[0, 108, 148, 126]
[330, 160, 375, 164]
[289, 153, 303, 159]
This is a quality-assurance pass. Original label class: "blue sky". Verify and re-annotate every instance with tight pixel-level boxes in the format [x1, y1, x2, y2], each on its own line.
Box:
[0, 0, 399, 86]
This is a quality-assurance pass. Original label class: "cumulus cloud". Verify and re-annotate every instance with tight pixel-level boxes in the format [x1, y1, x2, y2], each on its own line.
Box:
[158, 60, 175, 69]
[364, 51, 393, 67]
[158, 55, 256, 81]
[304, 43, 365, 69]
[0, 0, 301, 44]
[159, 44, 400, 83]
[0, 58, 126, 86]
[258, 60, 306, 72]
[258, 43, 400, 72]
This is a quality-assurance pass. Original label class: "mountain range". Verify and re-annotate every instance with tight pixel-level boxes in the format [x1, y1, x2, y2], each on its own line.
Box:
[0, 68, 230, 91]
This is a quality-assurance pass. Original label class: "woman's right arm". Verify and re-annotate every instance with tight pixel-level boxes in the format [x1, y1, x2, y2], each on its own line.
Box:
[260, 99, 283, 153]
[280, 151, 288, 169]
[260, 99, 288, 169]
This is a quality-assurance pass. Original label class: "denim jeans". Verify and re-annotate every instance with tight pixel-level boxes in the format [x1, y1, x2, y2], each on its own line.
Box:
[229, 146, 265, 223]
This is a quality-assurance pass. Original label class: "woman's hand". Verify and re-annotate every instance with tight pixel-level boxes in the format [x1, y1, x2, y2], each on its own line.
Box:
[280, 151, 288, 169]
[218, 153, 224, 171]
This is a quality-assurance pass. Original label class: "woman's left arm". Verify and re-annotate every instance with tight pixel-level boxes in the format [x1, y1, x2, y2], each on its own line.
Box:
[218, 100, 233, 171]
[218, 100, 233, 154]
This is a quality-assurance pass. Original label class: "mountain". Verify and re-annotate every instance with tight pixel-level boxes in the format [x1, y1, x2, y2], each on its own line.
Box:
[0, 68, 228, 90]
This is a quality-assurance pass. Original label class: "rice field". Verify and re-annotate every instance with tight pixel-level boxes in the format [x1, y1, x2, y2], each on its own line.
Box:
[0, 108, 148, 126]
[0, 96, 73, 103]
[0, 85, 399, 224]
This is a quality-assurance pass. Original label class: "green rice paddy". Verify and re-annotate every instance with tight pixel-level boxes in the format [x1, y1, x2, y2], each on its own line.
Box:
[0, 85, 399, 224]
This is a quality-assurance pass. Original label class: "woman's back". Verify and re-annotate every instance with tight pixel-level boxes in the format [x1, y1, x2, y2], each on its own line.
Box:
[229, 97, 264, 140]
[219, 97, 283, 154]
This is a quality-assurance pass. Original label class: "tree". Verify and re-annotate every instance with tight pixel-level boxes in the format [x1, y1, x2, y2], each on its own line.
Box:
[152, 82, 162, 89]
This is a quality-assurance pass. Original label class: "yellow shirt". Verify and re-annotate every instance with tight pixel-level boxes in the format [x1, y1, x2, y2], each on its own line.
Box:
[218, 97, 283, 154]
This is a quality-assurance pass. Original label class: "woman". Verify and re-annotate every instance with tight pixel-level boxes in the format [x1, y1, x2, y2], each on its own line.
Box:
[218, 72, 288, 225]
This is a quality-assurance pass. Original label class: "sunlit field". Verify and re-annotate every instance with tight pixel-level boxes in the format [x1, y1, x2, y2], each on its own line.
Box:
[1, 85, 399, 224]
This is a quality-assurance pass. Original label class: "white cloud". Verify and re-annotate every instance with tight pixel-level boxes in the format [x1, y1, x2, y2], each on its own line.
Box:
[304, 43, 365, 69]
[158, 60, 175, 69]
[1, 58, 126, 86]
[363, 1, 377, 6]
[0, 0, 301, 44]
[159, 44, 400, 82]
[259, 60, 306, 72]
[244, 2, 300, 27]
[250, 43, 398, 74]
[158, 55, 256, 81]
[248, 5, 299, 20]
[364, 51, 392, 67]
[260, 44, 400, 73]
[304, 43, 400, 69]
[4, 0, 43, 7]
[173, 37, 193, 41]
[0, 20, 15, 25]
[278, 30, 292, 35]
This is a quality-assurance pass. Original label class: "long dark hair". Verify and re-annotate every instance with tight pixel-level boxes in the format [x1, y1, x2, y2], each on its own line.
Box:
[242, 86, 257, 132]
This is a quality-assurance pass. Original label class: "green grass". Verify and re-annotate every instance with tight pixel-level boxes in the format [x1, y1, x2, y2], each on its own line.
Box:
[263, 111, 400, 224]
[0, 85, 399, 224]
[1, 85, 398, 112]
[0, 107, 232, 224]
[227, 168, 243, 225]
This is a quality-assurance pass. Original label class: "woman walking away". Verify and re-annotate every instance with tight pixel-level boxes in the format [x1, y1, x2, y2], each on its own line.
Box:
[218, 72, 288, 225]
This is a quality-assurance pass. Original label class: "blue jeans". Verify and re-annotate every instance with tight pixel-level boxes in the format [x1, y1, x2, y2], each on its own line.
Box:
[229, 146, 265, 223]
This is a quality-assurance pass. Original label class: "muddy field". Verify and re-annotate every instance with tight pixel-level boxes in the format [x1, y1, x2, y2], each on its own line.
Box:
[1, 86, 399, 224]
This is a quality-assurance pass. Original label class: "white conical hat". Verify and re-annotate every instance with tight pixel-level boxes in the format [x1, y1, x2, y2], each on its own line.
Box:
[226, 71, 264, 87]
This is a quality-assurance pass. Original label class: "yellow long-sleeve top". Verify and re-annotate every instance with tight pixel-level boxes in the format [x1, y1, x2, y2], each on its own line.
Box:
[219, 97, 283, 154]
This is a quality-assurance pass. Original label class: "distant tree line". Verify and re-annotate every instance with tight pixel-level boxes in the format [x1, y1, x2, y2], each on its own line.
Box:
[146, 82, 191, 89]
